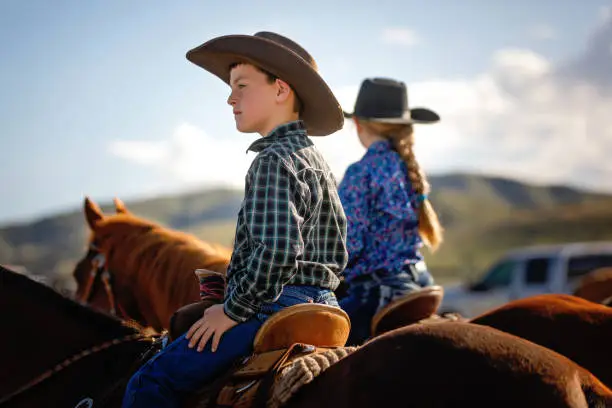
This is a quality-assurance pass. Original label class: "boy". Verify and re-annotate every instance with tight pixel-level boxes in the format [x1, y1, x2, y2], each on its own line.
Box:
[122, 31, 348, 407]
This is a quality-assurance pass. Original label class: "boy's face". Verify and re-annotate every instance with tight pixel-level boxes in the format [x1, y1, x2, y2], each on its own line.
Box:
[227, 63, 279, 134]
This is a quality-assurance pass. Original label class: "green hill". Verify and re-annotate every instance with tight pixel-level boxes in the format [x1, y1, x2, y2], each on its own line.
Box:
[2, 173, 612, 292]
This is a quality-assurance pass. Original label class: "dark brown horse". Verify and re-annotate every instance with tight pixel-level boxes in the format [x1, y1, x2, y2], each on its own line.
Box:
[4, 265, 610, 407]
[73, 197, 233, 332]
[0, 265, 157, 408]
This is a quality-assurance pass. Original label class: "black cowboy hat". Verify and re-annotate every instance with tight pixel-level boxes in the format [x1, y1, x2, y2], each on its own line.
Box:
[186, 31, 343, 136]
[344, 77, 440, 124]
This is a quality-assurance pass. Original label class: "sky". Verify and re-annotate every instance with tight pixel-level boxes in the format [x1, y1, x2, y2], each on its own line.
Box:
[1, 0, 611, 225]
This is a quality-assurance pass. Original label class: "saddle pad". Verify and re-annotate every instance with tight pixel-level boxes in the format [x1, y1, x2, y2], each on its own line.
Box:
[187, 345, 357, 408]
[268, 346, 358, 408]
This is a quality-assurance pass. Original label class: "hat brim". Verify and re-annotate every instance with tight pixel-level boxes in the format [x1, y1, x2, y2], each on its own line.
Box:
[186, 35, 343, 136]
[343, 108, 440, 124]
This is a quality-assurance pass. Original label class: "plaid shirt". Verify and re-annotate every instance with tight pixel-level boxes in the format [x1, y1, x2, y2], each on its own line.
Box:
[223, 120, 348, 322]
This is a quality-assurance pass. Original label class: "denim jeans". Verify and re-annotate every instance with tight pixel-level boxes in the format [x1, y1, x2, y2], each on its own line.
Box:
[339, 262, 434, 346]
[122, 285, 338, 408]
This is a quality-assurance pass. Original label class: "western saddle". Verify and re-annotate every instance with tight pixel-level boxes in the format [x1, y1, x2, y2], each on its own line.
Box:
[253, 303, 351, 352]
[370, 285, 444, 337]
[180, 302, 351, 408]
[174, 268, 442, 406]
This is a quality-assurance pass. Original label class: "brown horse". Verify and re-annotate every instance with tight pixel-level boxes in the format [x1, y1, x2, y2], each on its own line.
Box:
[73, 196, 352, 332]
[174, 287, 612, 393]
[3, 265, 611, 408]
[574, 267, 612, 306]
[286, 321, 612, 408]
[468, 294, 612, 388]
[0, 269, 612, 408]
[405, 293, 612, 389]
[73, 197, 233, 332]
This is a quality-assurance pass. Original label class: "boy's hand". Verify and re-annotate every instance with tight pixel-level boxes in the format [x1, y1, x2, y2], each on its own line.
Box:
[186, 303, 238, 352]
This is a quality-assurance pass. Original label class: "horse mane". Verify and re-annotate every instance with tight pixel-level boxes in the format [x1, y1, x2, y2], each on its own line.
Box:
[95, 213, 232, 295]
[1, 265, 142, 337]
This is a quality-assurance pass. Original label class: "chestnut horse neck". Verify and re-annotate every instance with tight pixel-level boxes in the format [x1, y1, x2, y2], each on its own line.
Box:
[91, 214, 232, 330]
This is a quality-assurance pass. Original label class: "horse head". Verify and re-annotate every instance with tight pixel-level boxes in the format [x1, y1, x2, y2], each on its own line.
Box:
[72, 196, 145, 325]
[73, 196, 233, 332]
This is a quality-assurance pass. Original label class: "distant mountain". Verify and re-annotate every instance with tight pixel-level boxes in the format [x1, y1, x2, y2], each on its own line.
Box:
[430, 173, 602, 207]
[1, 173, 612, 292]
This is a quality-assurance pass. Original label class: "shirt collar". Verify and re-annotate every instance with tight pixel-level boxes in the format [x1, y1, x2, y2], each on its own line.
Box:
[246, 120, 308, 153]
[366, 139, 392, 155]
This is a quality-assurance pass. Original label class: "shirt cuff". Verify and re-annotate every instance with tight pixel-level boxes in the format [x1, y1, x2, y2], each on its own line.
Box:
[223, 288, 259, 322]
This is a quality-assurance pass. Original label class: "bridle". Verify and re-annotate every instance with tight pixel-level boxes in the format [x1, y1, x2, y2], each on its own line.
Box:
[77, 243, 128, 319]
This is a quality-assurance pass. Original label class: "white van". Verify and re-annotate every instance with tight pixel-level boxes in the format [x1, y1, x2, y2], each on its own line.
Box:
[439, 241, 612, 318]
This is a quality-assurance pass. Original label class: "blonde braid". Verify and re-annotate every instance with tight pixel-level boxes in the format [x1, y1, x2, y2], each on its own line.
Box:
[390, 127, 428, 195]
[362, 121, 444, 251]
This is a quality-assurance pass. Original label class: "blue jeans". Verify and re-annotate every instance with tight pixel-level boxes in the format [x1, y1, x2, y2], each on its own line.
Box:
[339, 263, 434, 346]
[122, 285, 338, 408]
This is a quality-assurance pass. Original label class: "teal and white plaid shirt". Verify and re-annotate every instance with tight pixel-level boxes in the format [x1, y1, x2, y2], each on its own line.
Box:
[223, 120, 348, 322]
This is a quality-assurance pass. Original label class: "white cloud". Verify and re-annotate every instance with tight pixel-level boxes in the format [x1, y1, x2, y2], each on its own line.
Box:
[108, 123, 254, 189]
[110, 18, 612, 193]
[316, 21, 612, 192]
[528, 24, 557, 40]
[109, 141, 166, 164]
[380, 28, 419, 47]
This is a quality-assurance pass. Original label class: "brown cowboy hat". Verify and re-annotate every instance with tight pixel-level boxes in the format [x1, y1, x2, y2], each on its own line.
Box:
[344, 77, 440, 124]
[186, 31, 343, 136]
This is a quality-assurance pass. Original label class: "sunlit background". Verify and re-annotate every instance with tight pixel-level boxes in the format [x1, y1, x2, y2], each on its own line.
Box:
[2, 1, 612, 304]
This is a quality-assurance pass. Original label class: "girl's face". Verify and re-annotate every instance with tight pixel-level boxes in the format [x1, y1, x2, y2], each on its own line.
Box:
[354, 118, 386, 149]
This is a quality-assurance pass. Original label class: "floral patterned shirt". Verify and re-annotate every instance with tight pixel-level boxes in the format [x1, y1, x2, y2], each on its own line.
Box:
[338, 139, 424, 282]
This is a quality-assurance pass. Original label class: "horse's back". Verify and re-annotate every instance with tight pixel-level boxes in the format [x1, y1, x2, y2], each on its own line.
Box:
[469, 293, 612, 387]
[286, 322, 611, 408]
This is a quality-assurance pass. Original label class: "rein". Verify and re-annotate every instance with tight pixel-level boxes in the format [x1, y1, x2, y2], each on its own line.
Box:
[78, 243, 129, 319]
[0, 333, 155, 405]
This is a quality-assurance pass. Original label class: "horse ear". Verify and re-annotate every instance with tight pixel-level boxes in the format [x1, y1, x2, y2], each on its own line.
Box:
[84, 196, 104, 229]
[114, 197, 130, 214]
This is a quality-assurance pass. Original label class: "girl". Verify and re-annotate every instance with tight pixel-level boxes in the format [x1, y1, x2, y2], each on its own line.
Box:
[338, 77, 444, 345]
